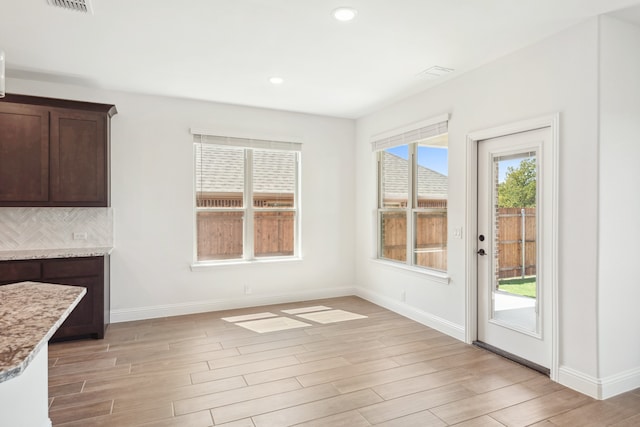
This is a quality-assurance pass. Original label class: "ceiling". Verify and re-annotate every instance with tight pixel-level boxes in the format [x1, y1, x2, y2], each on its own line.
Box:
[2, 0, 640, 118]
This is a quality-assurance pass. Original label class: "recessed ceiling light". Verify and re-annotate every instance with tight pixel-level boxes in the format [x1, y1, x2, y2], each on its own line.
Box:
[269, 77, 284, 85]
[332, 7, 357, 22]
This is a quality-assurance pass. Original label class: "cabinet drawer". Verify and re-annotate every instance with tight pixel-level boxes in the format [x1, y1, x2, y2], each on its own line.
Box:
[0, 260, 41, 284]
[42, 257, 102, 279]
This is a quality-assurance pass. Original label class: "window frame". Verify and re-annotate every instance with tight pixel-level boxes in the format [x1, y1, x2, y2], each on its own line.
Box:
[373, 116, 449, 275]
[192, 136, 301, 265]
[377, 143, 448, 273]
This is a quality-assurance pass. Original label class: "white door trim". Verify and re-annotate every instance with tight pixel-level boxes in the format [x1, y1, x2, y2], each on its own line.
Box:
[465, 114, 560, 381]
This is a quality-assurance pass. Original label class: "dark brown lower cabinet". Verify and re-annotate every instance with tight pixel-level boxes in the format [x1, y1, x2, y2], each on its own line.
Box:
[0, 256, 109, 340]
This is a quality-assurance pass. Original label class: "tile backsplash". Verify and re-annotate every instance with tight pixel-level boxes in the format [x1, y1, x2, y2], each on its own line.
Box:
[0, 208, 113, 251]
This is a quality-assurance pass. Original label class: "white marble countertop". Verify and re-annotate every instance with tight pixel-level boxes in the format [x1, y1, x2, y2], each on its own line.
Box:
[0, 282, 86, 383]
[0, 247, 113, 261]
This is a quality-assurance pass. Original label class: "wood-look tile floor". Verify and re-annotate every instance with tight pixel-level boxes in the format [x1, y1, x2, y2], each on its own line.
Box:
[48, 297, 640, 426]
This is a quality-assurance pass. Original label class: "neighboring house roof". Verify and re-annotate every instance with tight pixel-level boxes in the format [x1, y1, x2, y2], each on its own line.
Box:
[196, 145, 296, 194]
[195, 145, 446, 199]
[382, 151, 448, 200]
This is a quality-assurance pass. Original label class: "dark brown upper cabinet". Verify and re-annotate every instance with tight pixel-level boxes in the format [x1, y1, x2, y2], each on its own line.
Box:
[50, 109, 108, 204]
[0, 103, 49, 202]
[0, 94, 117, 207]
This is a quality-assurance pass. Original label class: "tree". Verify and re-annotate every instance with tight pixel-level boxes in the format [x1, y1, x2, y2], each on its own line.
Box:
[498, 158, 536, 208]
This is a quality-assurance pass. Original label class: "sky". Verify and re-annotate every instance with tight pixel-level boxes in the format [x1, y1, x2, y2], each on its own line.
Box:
[497, 155, 535, 183]
[386, 146, 534, 182]
[386, 145, 449, 176]
[498, 158, 522, 183]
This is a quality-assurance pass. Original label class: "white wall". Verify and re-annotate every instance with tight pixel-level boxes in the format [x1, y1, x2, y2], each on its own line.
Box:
[597, 15, 640, 396]
[7, 79, 357, 320]
[355, 18, 602, 385]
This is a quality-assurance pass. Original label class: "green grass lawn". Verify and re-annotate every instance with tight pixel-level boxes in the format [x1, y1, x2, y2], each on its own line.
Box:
[498, 276, 537, 298]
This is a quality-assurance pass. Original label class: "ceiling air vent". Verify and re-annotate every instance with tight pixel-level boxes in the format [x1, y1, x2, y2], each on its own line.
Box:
[47, 0, 93, 14]
[419, 66, 454, 79]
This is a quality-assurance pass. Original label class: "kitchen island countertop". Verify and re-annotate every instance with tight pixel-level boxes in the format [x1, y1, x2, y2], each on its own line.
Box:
[0, 282, 86, 383]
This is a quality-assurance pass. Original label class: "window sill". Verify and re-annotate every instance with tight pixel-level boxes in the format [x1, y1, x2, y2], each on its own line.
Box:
[369, 258, 450, 284]
[190, 256, 303, 271]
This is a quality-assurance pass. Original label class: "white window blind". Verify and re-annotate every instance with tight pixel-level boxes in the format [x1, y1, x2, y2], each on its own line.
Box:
[371, 114, 449, 152]
[192, 130, 302, 152]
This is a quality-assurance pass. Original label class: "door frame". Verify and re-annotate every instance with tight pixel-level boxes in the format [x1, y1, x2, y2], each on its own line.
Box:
[465, 114, 560, 381]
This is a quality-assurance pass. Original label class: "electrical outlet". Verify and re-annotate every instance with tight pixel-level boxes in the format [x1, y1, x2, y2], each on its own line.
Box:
[73, 232, 88, 240]
[401, 290, 406, 302]
[244, 285, 252, 295]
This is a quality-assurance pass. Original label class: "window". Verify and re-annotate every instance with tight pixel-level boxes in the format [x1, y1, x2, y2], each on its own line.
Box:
[193, 133, 301, 263]
[373, 116, 448, 271]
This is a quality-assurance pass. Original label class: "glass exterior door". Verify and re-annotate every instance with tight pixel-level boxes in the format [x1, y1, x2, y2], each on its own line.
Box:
[477, 126, 553, 370]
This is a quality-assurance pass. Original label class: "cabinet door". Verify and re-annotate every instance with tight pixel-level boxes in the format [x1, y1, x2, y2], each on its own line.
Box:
[42, 257, 105, 339]
[0, 103, 49, 203]
[50, 109, 107, 206]
[49, 275, 102, 339]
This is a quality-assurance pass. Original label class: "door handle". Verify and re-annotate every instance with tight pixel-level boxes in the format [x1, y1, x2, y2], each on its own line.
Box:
[477, 249, 487, 256]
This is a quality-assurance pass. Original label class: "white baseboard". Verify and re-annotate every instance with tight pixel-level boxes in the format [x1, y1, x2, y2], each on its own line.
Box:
[354, 286, 465, 341]
[558, 366, 601, 398]
[599, 367, 640, 399]
[558, 365, 640, 399]
[110, 287, 356, 323]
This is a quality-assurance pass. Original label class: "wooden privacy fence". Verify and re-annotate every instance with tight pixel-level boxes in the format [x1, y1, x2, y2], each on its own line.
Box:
[254, 211, 294, 257]
[379, 207, 535, 276]
[196, 204, 534, 275]
[380, 210, 448, 271]
[197, 212, 243, 260]
[197, 211, 294, 260]
[496, 207, 536, 279]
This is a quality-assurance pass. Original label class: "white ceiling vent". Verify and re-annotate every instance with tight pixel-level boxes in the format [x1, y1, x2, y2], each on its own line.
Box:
[419, 66, 454, 79]
[47, 0, 93, 14]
